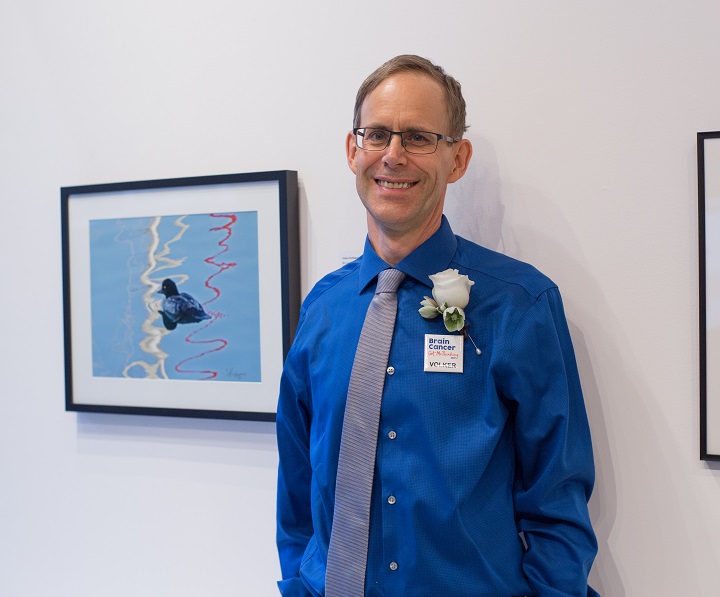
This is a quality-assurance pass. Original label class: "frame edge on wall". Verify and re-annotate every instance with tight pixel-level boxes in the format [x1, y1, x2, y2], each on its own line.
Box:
[699, 132, 720, 461]
[61, 170, 299, 422]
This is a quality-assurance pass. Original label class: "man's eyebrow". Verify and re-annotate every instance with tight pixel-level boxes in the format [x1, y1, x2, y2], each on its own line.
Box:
[360, 123, 434, 132]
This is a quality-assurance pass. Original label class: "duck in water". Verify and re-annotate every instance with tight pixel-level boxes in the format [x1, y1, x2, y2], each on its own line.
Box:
[157, 278, 211, 330]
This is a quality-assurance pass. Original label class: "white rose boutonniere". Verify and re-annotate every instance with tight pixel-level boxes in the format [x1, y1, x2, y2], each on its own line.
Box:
[419, 268, 481, 354]
[418, 269, 474, 331]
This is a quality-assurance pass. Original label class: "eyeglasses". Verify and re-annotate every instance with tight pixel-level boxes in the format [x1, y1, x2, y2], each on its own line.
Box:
[353, 128, 458, 155]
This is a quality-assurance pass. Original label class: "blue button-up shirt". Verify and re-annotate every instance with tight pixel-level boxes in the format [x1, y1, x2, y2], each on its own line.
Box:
[276, 217, 598, 597]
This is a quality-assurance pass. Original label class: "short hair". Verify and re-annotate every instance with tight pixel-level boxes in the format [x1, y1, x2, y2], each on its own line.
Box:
[353, 54, 469, 139]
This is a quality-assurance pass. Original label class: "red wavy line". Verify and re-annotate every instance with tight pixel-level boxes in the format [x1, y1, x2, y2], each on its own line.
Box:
[203, 213, 238, 305]
[177, 213, 238, 381]
[175, 321, 227, 380]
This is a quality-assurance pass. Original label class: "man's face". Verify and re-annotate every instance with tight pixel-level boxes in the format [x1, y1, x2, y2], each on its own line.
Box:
[346, 72, 471, 242]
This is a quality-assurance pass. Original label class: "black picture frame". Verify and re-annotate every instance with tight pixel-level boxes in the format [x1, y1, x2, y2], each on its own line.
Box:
[699, 132, 720, 460]
[62, 170, 299, 421]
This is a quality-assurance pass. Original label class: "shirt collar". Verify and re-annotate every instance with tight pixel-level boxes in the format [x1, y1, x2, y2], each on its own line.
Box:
[357, 216, 457, 293]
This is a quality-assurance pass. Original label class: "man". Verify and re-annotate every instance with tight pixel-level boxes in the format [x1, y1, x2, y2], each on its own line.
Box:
[276, 55, 599, 597]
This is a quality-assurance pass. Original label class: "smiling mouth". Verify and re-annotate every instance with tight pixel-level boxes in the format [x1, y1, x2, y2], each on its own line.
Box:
[376, 179, 417, 189]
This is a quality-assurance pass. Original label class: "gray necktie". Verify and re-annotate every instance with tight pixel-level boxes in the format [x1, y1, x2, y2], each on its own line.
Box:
[325, 268, 406, 597]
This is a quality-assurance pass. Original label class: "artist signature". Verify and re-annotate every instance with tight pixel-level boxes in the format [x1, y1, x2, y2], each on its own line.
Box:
[225, 367, 247, 381]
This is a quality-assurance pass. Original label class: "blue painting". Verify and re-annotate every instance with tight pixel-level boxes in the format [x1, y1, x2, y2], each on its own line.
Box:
[88, 211, 261, 382]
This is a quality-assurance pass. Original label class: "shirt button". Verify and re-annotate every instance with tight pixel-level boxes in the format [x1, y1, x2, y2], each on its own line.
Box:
[387, 495, 396, 505]
[389, 561, 398, 571]
[386, 366, 395, 375]
[388, 430, 397, 440]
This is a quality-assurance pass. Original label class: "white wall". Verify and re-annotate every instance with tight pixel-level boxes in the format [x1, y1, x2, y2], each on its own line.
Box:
[2, 2, 719, 595]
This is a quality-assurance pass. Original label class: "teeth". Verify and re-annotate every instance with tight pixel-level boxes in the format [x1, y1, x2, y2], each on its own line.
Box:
[378, 180, 414, 189]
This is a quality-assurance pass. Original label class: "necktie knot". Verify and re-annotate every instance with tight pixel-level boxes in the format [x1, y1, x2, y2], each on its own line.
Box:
[376, 268, 406, 294]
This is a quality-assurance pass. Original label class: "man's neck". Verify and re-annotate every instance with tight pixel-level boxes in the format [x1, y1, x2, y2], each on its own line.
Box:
[366, 216, 441, 266]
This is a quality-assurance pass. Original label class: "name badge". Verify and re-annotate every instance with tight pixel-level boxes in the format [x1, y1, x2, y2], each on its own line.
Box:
[424, 334, 463, 373]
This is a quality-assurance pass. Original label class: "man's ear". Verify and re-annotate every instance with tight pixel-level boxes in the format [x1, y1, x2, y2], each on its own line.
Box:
[346, 131, 358, 174]
[447, 138, 473, 184]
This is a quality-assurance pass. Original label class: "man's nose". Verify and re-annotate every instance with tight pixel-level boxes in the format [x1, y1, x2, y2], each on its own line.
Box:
[383, 133, 407, 165]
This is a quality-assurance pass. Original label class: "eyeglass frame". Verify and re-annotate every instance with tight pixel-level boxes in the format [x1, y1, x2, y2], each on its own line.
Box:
[353, 127, 459, 154]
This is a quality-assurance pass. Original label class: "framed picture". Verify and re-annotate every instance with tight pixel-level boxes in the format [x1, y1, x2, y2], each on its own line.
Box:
[62, 170, 299, 421]
[699, 132, 720, 460]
